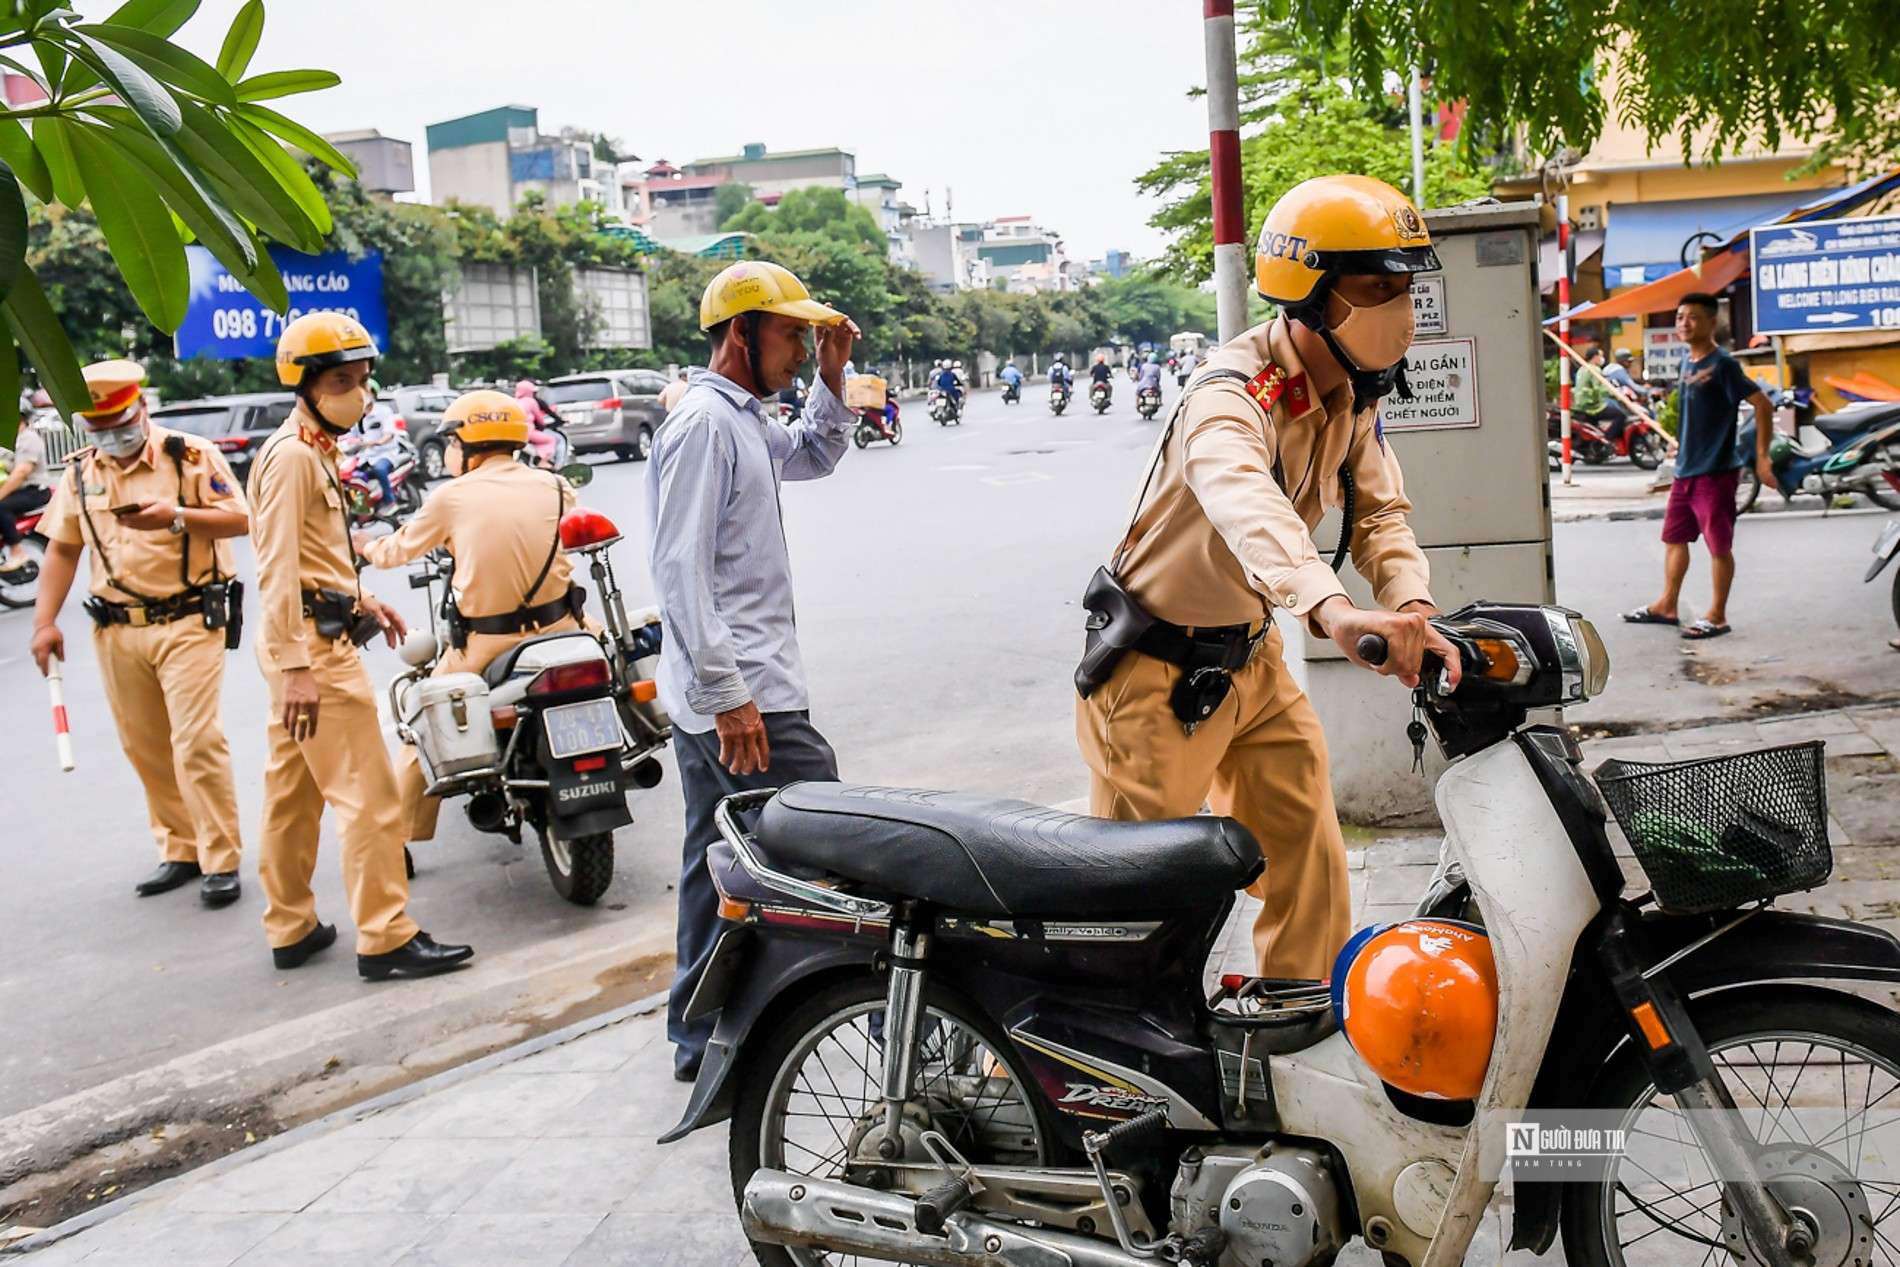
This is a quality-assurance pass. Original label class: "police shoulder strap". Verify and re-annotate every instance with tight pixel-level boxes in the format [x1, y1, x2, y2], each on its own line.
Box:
[518, 472, 567, 612]
[72, 452, 167, 606]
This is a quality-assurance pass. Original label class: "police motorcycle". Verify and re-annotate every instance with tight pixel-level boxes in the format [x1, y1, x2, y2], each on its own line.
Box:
[668, 602, 1900, 1267]
[1736, 398, 1900, 513]
[386, 491, 670, 906]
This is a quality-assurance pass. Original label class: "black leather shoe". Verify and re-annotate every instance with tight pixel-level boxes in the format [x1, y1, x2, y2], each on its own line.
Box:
[200, 872, 241, 907]
[135, 860, 201, 896]
[357, 932, 473, 982]
[272, 922, 337, 970]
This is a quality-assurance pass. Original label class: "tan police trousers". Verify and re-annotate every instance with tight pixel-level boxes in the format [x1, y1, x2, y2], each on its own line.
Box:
[257, 631, 418, 956]
[393, 617, 581, 842]
[93, 617, 242, 874]
[1076, 626, 1352, 980]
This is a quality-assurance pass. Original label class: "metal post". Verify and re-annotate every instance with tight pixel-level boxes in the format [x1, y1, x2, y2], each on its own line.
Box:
[1408, 64, 1426, 208]
[1557, 192, 1573, 485]
[1204, 0, 1248, 344]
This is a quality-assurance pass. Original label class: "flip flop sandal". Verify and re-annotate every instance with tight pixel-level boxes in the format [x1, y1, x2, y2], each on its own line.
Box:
[1681, 620, 1731, 640]
[1621, 607, 1679, 626]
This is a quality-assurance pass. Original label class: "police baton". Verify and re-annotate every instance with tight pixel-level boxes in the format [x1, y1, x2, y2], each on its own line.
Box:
[45, 655, 74, 772]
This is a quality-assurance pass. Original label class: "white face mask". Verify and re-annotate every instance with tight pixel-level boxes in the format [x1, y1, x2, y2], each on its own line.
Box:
[313, 385, 371, 432]
[89, 419, 146, 458]
[1324, 288, 1417, 372]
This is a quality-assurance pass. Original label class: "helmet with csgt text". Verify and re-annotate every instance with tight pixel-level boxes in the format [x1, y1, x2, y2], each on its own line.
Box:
[1331, 918, 1499, 1101]
[1254, 175, 1440, 313]
[441, 389, 530, 448]
[275, 311, 379, 388]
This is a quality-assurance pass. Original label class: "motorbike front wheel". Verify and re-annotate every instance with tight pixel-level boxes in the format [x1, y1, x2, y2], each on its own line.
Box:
[0, 533, 44, 608]
[1864, 450, 1900, 511]
[729, 975, 1056, 1267]
[537, 826, 614, 905]
[853, 425, 871, 450]
[1630, 430, 1668, 471]
[1560, 984, 1900, 1267]
[1735, 464, 1764, 514]
[888, 420, 902, 446]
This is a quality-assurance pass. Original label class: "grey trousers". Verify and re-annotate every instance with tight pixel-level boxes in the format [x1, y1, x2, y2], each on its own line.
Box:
[667, 710, 838, 1073]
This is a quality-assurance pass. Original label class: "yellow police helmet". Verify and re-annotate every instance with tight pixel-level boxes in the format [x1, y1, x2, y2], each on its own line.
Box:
[698, 261, 844, 330]
[276, 311, 379, 387]
[441, 389, 530, 447]
[77, 359, 148, 422]
[1254, 175, 1441, 310]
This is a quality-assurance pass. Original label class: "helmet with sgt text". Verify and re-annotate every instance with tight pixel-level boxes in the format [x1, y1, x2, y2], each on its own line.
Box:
[1255, 174, 1440, 409]
[1331, 918, 1499, 1101]
[441, 390, 530, 449]
[276, 311, 378, 389]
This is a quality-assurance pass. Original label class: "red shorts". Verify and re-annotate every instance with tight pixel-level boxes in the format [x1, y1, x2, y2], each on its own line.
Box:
[1661, 469, 1740, 555]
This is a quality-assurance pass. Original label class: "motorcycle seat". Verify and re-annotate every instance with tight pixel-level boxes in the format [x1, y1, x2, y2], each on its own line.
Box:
[480, 630, 595, 687]
[1816, 412, 1873, 442]
[755, 782, 1263, 917]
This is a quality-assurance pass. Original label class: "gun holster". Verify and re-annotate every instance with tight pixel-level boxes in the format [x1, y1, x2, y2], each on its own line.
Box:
[1074, 566, 1156, 699]
[203, 579, 244, 650]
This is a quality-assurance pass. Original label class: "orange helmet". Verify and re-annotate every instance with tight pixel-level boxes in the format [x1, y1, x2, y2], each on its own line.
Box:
[1332, 919, 1498, 1101]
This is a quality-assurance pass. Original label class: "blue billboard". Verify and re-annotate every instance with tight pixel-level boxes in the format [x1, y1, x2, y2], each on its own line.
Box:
[1750, 213, 1900, 336]
[176, 247, 389, 360]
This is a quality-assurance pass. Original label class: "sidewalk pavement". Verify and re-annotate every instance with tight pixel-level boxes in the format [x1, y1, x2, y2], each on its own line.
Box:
[11, 705, 1900, 1266]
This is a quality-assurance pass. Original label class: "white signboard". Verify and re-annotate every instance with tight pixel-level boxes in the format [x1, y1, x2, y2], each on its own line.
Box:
[444, 263, 540, 354]
[1643, 328, 1689, 381]
[1382, 338, 1480, 432]
[574, 267, 652, 350]
[1411, 275, 1447, 336]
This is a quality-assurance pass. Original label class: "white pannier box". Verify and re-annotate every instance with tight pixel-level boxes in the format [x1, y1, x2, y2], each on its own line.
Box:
[402, 672, 499, 781]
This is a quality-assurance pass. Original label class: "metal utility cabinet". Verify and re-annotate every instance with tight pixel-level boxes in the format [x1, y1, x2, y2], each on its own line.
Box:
[1289, 201, 1553, 823]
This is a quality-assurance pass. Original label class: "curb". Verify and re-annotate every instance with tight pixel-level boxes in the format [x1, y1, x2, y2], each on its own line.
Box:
[3, 987, 673, 1256]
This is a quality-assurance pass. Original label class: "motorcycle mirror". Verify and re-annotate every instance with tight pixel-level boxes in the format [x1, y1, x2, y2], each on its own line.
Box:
[397, 631, 439, 668]
[562, 462, 594, 489]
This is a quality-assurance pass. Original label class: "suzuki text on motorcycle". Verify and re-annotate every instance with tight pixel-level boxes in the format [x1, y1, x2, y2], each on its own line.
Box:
[665, 602, 1900, 1267]
[388, 504, 671, 904]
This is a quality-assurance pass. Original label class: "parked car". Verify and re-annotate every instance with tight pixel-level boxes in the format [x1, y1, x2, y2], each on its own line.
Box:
[544, 370, 670, 462]
[379, 385, 458, 481]
[149, 393, 297, 484]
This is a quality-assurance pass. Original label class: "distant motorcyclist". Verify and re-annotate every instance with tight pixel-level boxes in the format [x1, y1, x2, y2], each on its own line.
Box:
[1605, 348, 1643, 396]
[1000, 361, 1024, 391]
[1136, 353, 1163, 393]
[345, 385, 404, 504]
[512, 380, 562, 469]
[935, 360, 963, 408]
[1089, 354, 1114, 386]
[1049, 355, 1073, 391]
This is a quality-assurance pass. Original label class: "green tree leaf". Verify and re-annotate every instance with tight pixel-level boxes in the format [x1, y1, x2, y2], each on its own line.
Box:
[77, 24, 237, 107]
[66, 30, 182, 137]
[233, 68, 340, 102]
[103, 0, 201, 39]
[169, 100, 322, 252]
[82, 107, 255, 272]
[0, 118, 54, 203]
[66, 123, 188, 330]
[32, 116, 85, 209]
[0, 326, 19, 450]
[226, 112, 331, 236]
[5, 270, 91, 419]
[215, 0, 263, 82]
[236, 102, 354, 176]
[0, 162, 26, 305]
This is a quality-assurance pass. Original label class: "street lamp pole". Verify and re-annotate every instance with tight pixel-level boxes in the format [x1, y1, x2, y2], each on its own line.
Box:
[1408, 64, 1426, 208]
[1203, 0, 1248, 345]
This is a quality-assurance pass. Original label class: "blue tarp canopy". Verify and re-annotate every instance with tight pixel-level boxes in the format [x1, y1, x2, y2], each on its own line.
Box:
[1602, 189, 1840, 285]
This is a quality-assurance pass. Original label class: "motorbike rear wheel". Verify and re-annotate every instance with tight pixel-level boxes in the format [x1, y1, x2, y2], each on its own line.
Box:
[1559, 985, 1900, 1267]
[537, 827, 614, 905]
[888, 420, 902, 446]
[0, 533, 44, 608]
[729, 975, 1056, 1267]
[1864, 452, 1900, 511]
[1735, 465, 1763, 514]
[1630, 430, 1668, 471]
[852, 425, 871, 450]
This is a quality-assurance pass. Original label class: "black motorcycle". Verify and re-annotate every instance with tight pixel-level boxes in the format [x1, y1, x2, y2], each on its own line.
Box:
[1090, 380, 1113, 414]
[1136, 384, 1163, 420]
[1049, 382, 1071, 415]
[1002, 379, 1021, 405]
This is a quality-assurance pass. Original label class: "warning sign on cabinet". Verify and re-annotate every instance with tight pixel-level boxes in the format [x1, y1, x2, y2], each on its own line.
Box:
[1382, 338, 1480, 432]
[1411, 275, 1447, 336]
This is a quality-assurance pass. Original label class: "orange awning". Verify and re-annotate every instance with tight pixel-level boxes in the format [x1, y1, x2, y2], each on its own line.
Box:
[1546, 249, 1750, 324]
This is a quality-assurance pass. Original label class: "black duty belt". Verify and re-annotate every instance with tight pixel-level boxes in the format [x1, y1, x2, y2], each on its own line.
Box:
[87, 589, 207, 628]
[460, 587, 581, 637]
[1134, 618, 1267, 672]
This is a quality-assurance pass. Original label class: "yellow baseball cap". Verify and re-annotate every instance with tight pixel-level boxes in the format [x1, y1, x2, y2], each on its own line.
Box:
[698, 261, 844, 330]
[77, 359, 147, 422]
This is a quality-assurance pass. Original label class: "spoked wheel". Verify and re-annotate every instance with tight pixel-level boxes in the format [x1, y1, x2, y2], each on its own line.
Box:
[536, 826, 613, 905]
[853, 426, 871, 450]
[730, 976, 1055, 1267]
[1736, 465, 1764, 514]
[0, 535, 44, 608]
[1561, 985, 1900, 1267]
[1631, 430, 1669, 471]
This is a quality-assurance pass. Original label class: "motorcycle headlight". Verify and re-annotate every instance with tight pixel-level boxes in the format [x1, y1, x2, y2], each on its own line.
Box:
[1541, 609, 1611, 703]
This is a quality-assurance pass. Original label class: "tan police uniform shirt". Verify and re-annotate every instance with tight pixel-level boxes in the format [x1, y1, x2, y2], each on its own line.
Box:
[361, 458, 576, 618]
[247, 408, 359, 672]
[1115, 317, 1434, 631]
[39, 424, 247, 603]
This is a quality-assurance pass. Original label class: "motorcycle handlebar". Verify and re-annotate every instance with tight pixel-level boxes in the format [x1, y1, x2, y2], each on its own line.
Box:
[1357, 634, 1388, 665]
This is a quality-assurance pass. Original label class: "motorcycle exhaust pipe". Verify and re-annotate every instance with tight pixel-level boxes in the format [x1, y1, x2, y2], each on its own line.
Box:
[465, 790, 508, 834]
[742, 1170, 1151, 1267]
[626, 757, 664, 789]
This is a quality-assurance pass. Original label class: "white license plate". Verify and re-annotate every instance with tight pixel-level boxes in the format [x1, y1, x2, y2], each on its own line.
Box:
[545, 698, 621, 760]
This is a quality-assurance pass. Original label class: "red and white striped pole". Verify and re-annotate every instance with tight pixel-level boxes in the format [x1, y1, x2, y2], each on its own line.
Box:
[46, 656, 74, 772]
[1204, 0, 1248, 344]
[1556, 191, 1574, 485]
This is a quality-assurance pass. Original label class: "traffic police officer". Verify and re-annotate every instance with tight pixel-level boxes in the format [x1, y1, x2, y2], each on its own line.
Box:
[354, 390, 580, 842]
[29, 360, 249, 904]
[1076, 176, 1463, 981]
[250, 312, 472, 980]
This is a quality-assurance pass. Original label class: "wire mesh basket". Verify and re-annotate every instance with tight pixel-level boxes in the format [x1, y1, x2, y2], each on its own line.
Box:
[1593, 741, 1830, 914]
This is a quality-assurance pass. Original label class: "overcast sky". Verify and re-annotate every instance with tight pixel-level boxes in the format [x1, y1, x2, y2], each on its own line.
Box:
[73, 0, 1216, 263]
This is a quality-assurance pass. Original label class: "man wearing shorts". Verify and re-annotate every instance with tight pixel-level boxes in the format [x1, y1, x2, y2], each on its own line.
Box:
[1623, 292, 1773, 640]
